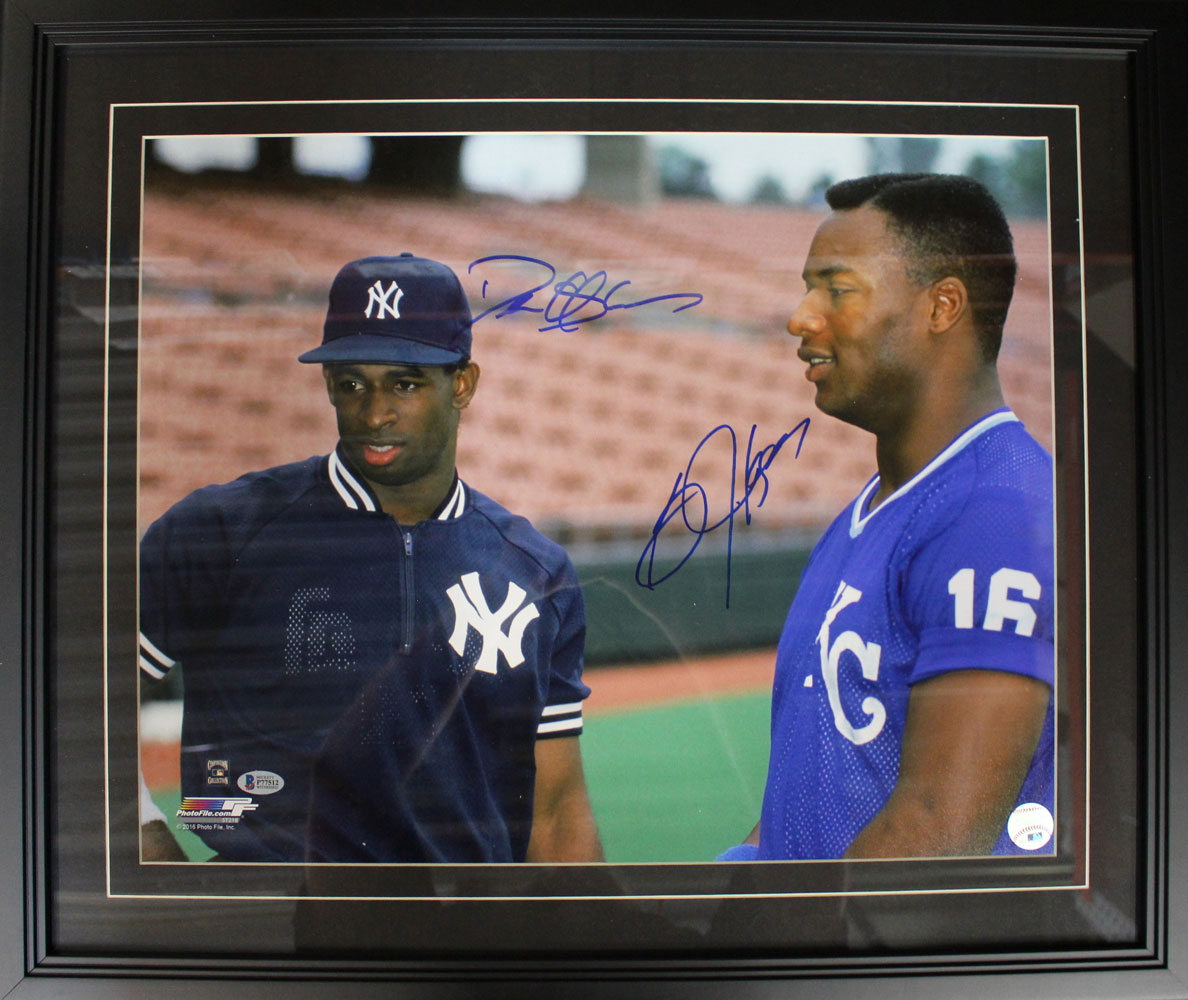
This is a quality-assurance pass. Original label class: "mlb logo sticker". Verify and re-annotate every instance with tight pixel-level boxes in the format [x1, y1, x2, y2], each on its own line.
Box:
[1007, 802, 1054, 851]
[205, 759, 229, 785]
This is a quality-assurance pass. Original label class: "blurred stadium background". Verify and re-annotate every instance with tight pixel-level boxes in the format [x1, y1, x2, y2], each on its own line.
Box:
[135, 133, 1054, 862]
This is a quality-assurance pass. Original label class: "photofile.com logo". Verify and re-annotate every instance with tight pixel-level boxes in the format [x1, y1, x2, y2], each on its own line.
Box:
[177, 797, 259, 818]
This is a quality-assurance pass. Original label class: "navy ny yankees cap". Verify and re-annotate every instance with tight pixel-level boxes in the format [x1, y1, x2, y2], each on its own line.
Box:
[298, 253, 472, 366]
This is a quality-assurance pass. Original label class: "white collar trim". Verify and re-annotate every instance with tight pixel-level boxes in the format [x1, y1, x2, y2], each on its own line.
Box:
[437, 479, 466, 520]
[328, 450, 377, 512]
[327, 451, 467, 520]
[849, 409, 1019, 539]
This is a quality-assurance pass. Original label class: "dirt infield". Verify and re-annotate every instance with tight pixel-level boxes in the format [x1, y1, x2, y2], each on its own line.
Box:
[140, 737, 181, 790]
[583, 648, 775, 714]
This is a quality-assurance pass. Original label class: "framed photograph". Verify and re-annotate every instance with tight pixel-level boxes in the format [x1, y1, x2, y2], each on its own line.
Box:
[3, 4, 1186, 996]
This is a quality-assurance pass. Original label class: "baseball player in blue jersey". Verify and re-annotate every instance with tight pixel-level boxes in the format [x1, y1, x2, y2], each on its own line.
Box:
[139, 253, 603, 864]
[722, 173, 1055, 861]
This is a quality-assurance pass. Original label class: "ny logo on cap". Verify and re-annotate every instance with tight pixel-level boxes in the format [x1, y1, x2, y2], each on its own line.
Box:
[364, 279, 403, 320]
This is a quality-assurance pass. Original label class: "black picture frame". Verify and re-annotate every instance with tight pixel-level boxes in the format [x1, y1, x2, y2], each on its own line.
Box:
[3, 3, 1187, 996]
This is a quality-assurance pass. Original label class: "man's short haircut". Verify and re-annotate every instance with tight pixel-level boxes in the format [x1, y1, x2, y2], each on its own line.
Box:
[825, 173, 1017, 362]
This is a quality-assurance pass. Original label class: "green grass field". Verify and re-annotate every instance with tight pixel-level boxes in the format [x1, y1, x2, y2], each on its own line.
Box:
[150, 689, 771, 864]
[581, 690, 770, 863]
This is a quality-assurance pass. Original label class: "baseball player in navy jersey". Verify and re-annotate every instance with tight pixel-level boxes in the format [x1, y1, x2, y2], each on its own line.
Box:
[139, 253, 603, 864]
[720, 173, 1055, 861]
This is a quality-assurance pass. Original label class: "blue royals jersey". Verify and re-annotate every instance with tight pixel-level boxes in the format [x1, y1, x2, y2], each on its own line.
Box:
[758, 410, 1055, 860]
[139, 447, 588, 863]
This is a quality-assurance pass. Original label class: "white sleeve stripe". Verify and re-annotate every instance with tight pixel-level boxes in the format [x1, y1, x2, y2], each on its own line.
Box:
[541, 701, 583, 718]
[139, 654, 167, 680]
[537, 717, 583, 735]
[139, 631, 175, 669]
[139, 630, 174, 679]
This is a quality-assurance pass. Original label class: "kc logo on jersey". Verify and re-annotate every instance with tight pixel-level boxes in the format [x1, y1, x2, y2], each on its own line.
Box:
[447, 572, 540, 675]
[364, 279, 403, 320]
[817, 582, 886, 746]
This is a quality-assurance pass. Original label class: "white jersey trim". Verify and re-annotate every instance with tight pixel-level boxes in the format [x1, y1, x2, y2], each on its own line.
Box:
[537, 701, 583, 737]
[537, 716, 583, 736]
[849, 409, 1020, 539]
[328, 451, 467, 520]
[437, 480, 466, 520]
[139, 630, 175, 679]
[328, 451, 377, 512]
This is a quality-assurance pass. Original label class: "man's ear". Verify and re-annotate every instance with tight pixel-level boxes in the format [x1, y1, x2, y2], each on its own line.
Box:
[322, 366, 336, 403]
[453, 362, 481, 410]
[929, 276, 969, 334]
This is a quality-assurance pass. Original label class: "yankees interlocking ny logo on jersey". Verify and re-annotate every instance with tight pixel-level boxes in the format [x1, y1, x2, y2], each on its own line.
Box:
[364, 279, 403, 320]
[447, 572, 540, 675]
[817, 582, 886, 746]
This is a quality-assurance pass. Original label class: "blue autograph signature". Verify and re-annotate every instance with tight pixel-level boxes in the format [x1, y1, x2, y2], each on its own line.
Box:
[468, 254, 703, 333]
[636, 419, 812, 608]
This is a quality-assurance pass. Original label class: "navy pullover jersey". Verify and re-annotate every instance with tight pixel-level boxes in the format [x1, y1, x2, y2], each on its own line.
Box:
[139, 447, 589, 863]
[758, 410, 1056, 860]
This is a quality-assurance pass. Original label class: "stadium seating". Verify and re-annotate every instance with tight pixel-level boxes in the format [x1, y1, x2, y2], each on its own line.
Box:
[138, 183, 1055, 545]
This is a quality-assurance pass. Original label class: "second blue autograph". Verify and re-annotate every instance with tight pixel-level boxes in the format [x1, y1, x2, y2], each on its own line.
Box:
[469, 254, 703, 332]
[636, 418, 812, 608]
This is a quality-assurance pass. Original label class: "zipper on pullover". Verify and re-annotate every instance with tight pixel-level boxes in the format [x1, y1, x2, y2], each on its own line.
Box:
[400, 529, 414, 654]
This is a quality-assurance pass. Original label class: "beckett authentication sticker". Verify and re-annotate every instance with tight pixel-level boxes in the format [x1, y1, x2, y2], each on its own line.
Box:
[237, 770, 285, 795]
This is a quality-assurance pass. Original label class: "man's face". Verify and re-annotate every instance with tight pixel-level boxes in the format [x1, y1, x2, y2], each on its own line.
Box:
[786, 205, 933, 434]
[323, 362, 472, 489]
